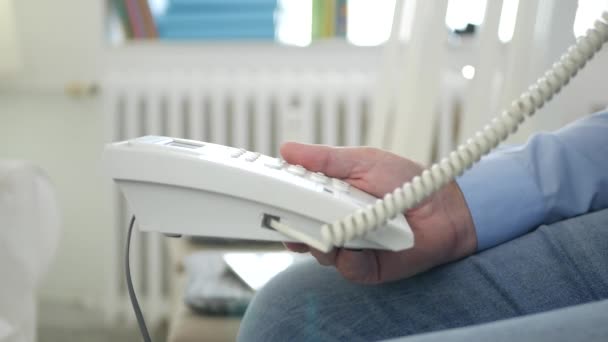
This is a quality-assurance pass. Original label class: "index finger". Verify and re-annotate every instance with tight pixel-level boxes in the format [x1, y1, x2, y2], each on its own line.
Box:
[279, 142, 374, 179]
[283, 242, 310, 253]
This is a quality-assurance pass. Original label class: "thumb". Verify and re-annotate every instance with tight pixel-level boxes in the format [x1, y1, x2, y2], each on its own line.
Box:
[279, 142, 354, 179]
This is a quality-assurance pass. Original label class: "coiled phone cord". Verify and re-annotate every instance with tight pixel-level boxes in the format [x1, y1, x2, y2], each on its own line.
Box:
[318, 12, 608, 249]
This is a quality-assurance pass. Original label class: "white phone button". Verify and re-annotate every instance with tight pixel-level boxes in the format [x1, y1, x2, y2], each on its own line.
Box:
[244, 152, 261, 162]
[287, 164, 307, 176]
[311, 172, 329, 184]
[264, 158, 284, 169]
[332, 179, 350, 192]
[230, 148, 246, 158]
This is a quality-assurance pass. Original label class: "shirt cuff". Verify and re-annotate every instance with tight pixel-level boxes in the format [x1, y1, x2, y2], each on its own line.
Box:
[456, 150, 546, 251]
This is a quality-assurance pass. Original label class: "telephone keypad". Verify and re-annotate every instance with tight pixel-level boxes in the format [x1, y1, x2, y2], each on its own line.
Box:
[311, 172, 329, 184]
[287, 164, 307, 176]
[244, 152, 261, 162]
[230, 148, 247, 158]
[332, 179, 350, 192]
[264, 158, 284, 169]
[227, 147, 349, 196]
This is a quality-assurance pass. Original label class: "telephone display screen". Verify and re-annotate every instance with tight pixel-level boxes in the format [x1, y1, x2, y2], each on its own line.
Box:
[167, 141, 204, 149]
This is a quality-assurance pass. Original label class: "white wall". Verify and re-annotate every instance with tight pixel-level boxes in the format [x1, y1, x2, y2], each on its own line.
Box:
[0, 0, 110, 308]
[0, 92, 113, 306]
[0, 0, 21, 74]
[1, 0, 103, 90]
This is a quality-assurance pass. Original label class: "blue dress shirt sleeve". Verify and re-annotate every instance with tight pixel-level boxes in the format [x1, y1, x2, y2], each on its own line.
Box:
[456, 111, 608, 251]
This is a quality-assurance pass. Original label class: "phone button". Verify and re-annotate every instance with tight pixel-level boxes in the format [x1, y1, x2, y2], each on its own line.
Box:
[287, 164, 307, 176]
[311, 172, 329, 184]
[264, 158, 284, 169]
[332, 179, 350, 192]
[230, 148, 247, 158]
[244, 152, 261, 162]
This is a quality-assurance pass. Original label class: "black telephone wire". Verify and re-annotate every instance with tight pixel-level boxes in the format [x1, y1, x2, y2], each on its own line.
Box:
[126, 215, 152, 342]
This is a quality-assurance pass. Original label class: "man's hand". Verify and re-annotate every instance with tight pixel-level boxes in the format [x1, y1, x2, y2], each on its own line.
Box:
[281, 142, 477, 284]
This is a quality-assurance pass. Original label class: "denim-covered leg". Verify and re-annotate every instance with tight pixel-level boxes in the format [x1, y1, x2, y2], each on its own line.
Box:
[238, 208, 608, 342]
[385, 299, 608, 342]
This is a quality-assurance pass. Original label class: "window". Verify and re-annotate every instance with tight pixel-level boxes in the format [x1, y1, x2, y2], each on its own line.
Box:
[574, 0, 608, 37]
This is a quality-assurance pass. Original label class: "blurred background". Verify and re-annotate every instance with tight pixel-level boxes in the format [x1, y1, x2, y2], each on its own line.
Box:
[1, 0, 607, 341]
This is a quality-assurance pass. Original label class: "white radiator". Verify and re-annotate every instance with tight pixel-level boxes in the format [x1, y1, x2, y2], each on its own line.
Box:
[101, 69, 373, 324]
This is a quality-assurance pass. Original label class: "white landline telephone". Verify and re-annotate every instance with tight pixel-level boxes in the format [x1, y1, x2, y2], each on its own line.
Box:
[105, 136, 413, 252]
[105, 12, 608, 254]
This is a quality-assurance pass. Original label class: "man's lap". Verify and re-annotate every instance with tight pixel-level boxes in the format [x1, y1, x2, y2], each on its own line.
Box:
[238, 208, 608, 341]
[385, 299, 608, 342]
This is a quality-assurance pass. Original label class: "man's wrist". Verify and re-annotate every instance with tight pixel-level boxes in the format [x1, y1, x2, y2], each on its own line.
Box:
[441, 181, 477, 259]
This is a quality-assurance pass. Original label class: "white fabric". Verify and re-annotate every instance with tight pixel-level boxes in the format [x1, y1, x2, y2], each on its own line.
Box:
[0, 161, 60, 342]
[0, 318, 15, 341]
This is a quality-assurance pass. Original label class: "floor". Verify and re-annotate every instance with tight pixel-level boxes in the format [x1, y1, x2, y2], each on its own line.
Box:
[38, 300, 168, 342]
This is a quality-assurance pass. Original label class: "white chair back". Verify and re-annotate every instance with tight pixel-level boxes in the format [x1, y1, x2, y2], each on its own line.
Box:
[369, 0, 579, 162]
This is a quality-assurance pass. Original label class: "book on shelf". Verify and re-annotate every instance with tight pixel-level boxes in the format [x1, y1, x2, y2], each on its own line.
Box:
[312, 0, 347, 40]
[108, 0, 352, 42]
[159, 27, 275, 40]
[167, 0, 278, 12]
[109, 0, 157, 39]
[156, 10, 275, 30]
[336, 0, 347, 37]
[156, 0, 277, 40]
[138, 0, 158, 38]
[108, 0, 132, 39]
[157, 11, 276, 40]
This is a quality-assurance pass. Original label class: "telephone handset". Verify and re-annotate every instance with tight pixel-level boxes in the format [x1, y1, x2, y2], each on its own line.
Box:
[105, 12, 608, 253]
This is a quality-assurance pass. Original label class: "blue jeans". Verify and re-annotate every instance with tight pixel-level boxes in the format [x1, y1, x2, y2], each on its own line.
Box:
[238, 209, 608, 341]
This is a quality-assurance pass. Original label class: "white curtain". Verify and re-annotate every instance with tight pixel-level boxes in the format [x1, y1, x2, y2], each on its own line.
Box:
[0, 161, 60, 342]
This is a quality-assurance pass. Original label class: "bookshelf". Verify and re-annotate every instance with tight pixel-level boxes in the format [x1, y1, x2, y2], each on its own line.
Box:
[104, 38, 383, 74]
[102, 1, 501, 78]
[106, 0, 392, 47]
[103, 0, 393, 73]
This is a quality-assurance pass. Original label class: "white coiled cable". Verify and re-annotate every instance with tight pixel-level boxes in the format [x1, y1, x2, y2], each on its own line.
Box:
[319, 12, 608, 249]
